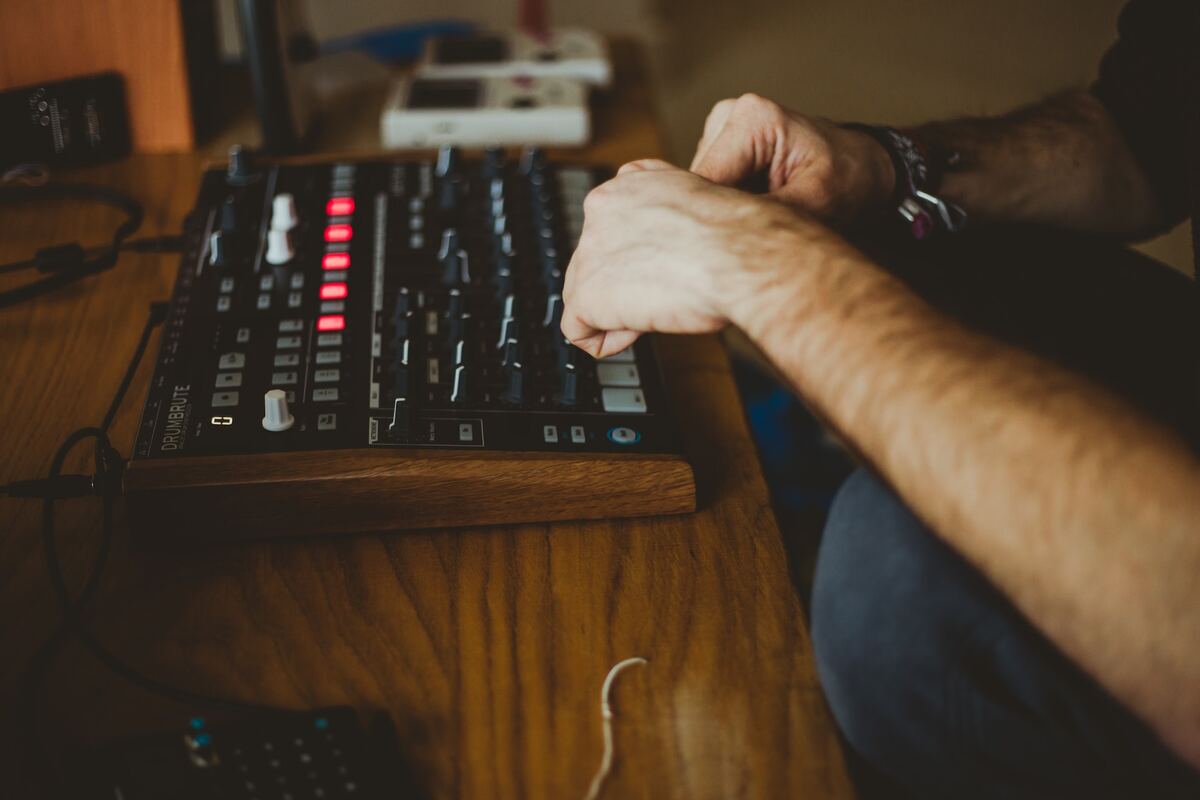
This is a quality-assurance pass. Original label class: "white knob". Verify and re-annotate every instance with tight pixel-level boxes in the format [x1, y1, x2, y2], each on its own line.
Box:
[271, 193, 299, 231]
[261, 389, 294, 432]
[265, 228, 294, 265]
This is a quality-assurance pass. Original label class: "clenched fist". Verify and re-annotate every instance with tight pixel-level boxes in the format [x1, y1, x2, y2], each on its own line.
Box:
[560, 159, 825, 358]
[691, 93, 895, 227]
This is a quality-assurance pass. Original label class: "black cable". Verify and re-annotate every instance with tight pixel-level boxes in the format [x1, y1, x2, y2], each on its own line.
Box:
[17, 427, 115, 799]
[10, 304, 287, 798]
[0, 183, 147, 309]
[39, 435, 281, 715]
[1, 303, 168, 502]
[103, 301, 169, 432]
[0, 235, 185, 276]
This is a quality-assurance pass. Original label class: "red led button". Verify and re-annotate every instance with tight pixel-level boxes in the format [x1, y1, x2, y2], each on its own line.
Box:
[326, 197, 356, 216]
[322, 252, 350, 270]
[324, 223, 353, 243]
[320, 282, 348, 300]
[317, 314, 345, 332]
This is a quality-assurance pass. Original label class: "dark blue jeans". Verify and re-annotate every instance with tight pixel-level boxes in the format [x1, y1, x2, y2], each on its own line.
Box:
[812, 469, 1200, 799]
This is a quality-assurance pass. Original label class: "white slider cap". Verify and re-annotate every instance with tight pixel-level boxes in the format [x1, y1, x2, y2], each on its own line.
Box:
[261, 389, 294, 432]
[265, 228, 294, 265]
[271, 193, 299, 231]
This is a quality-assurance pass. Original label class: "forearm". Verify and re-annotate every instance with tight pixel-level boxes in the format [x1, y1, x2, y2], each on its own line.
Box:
[734, 227, 1200, 767]
[909, 90, 1170, 237]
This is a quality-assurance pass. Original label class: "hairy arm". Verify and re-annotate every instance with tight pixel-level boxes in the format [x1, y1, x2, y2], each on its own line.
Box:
[560, 168, 1200, 767]
[564, 158, 1200, 769]
[731, 222, 1200, 769]
[909, 90, 1176, 237]
[689, 87, 1181, 241]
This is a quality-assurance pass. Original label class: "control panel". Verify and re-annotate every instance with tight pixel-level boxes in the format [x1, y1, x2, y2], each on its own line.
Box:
[125, 146, 693, 539]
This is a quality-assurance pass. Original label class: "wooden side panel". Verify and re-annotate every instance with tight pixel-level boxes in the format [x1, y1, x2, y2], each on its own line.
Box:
[124, 449, 697, 540]
[0, 0, 194, 151]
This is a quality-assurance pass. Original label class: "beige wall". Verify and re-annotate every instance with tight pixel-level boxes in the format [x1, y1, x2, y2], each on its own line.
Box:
[642, 0, 1190, 273]
[218, 0, 1192, 272]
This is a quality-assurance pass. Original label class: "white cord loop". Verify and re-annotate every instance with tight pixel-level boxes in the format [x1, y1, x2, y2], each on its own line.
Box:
[583, 656, 647, 800]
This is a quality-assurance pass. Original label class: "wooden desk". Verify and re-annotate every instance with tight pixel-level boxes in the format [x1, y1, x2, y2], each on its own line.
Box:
[0, 45, 854, 799]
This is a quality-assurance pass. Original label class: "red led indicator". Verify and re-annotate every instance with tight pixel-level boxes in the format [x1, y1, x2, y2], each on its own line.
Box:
[326, 197, 356, 216]
[322, 252, 350, 270]
[324, 223, 353, 243]
[317, 314, 345, 332]
[320, 282, 348, 300]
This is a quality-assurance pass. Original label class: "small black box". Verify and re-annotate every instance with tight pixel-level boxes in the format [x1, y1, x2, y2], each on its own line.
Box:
[0, 72, 131, 170]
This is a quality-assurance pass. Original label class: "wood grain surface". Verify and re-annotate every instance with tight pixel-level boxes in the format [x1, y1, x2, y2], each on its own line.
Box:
[0, 44, 854, 799]
[125, 448, 696, 541]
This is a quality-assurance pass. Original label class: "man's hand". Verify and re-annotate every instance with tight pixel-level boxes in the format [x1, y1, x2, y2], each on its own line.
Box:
[690, 93, 895, 226]
[560, 158, 814, 358]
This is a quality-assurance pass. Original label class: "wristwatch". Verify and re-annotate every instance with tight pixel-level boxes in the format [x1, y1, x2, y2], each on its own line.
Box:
[843, 123, 967, 239]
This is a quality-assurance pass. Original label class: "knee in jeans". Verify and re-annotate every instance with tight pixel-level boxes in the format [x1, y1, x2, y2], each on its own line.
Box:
[811, 470, 956, 767]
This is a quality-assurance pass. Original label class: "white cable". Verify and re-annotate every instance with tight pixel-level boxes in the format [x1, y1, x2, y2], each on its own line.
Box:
[583, 656, 647, 800]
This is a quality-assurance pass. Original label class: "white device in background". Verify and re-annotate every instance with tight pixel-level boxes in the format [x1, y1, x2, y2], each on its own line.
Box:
[416, 28, 612, 88]
[380, 76, 590, 148]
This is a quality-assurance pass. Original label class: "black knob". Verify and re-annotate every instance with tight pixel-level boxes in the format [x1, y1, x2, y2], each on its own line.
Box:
[489, 176, 505, 201]
[493, 231, 514, 265]
[542, 293, 564, 329]
[519, 146, 545, 176]
[208, 232, 229, 267]
[436, 146, 462, 210]
[444, 290, 468, 342]
[435, 145, 461, 178]
[393, 287, 411, 318]
[450, 363, 469, 404]
[482, 146, 505, 179]
[492, 266, 514, 301]
[441, 249, 470, 287]
[393, 313, 413, 341]
[557, 338, 578, 368]
[438, 228, 460, 260]
[496, 314, 518, 349]
[501, 361, 525, 405]
[501, 337, 522, 367]
[539, 224, 556, 251]
[393, 339, 412, 397]
[446, 288, 464, 318]
[393, 364, 410, 400]
[438, 177, 459, 212]
[226, 145, 253, 185]
[219, 197, 238, 235]
[392, 288, 412, 340]
[496, 293, 517, 347]
[445, 315, 466, 343]
[457, 249, 472, 283]
[388, 397, 411, 439]
[542, 255, 564, 295]
[556, 361, 579, 407]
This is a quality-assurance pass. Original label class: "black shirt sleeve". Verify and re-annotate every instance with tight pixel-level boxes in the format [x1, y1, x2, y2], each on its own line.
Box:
[1093, 0, 1194, 224]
